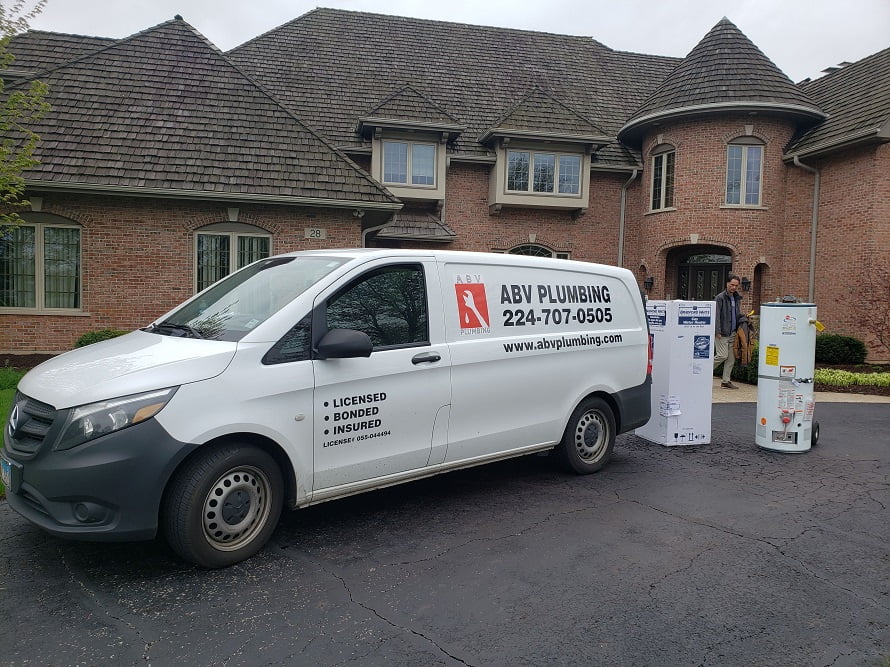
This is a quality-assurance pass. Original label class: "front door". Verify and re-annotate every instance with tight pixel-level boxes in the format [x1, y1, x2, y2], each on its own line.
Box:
[677, 254, 731, 300]
[311, 259, 451, 491]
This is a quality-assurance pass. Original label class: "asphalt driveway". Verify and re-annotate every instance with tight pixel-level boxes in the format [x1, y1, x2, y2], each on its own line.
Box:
[1, 402, 888, 666]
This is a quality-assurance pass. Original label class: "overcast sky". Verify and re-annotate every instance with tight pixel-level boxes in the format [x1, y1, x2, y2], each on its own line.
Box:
[21, 0, 890, 83]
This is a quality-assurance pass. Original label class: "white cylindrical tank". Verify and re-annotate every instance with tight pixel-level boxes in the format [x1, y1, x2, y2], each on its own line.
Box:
[755, 302, 820, 453]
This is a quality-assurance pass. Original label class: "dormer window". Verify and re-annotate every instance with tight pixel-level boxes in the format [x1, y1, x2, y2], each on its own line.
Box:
[506, 150, 582, 195]
[383, 140, 436, 187]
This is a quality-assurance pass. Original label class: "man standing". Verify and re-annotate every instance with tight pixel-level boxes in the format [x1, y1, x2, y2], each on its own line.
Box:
[714, 274, 745, 389]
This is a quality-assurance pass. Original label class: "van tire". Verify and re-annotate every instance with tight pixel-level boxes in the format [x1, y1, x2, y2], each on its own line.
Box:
[162, 443, 283, 568]
[557, 397, 615, 474]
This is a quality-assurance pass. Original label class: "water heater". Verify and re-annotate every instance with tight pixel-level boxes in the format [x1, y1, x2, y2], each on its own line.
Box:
[755, 302, 820, 453]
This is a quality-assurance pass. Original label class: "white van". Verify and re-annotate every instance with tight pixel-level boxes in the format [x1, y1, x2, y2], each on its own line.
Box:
[3, 250, 651, 567]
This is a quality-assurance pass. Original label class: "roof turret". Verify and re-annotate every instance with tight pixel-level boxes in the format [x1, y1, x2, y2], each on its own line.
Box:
[619, 18, 825, 144]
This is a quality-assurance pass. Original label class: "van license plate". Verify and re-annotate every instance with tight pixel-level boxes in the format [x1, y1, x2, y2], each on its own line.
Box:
[1, 455, 11, 487]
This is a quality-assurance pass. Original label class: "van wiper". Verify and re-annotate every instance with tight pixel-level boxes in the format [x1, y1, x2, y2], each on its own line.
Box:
[145, 322, 204, 339]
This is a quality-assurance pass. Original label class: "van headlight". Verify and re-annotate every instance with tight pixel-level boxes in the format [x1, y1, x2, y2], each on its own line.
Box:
[55, 387, 178, 451]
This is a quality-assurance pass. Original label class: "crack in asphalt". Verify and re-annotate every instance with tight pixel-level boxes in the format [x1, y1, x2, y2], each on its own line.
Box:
[58, 545, 155, 663]
[623, 498, 890, 613]
[273, 502, 627, 667]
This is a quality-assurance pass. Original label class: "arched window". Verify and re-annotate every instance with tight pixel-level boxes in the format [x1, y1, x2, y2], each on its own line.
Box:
[0, 213, 81, 310]
[508, 244, 569, 259]
[649, 143, 675, 211]
[195, 223, 271, 292]
[725, 137, 764, 206]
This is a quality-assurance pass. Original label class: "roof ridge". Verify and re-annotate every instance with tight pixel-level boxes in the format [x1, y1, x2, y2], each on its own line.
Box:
[227, 7, 323, 52]
[228, 7, 612, 56]
[801, 44, 890, 88]
[9, 28, 116, 40]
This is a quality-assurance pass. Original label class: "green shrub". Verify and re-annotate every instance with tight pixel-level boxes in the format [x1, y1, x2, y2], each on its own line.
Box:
[815, 333, 867, 364]
[74, 329, 128, 348]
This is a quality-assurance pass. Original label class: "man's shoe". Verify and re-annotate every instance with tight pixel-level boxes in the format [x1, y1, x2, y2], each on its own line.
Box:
[721, 381, 739, 389]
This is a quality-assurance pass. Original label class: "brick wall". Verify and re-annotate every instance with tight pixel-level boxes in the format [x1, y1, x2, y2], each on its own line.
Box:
[804, 144, 890, 361]
[1, 194, 361, 353]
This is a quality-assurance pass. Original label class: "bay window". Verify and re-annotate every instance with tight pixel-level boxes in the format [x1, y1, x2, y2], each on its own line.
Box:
[506, 150, 581, 195]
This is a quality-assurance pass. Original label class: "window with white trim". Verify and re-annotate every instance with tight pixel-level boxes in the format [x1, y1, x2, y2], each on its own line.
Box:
[506, 150, 582, 195]
[650, 145, 675, 211]
[725, 138, 763, 206]
[0, 221, 81, 309]
[196, 228, 271, 292]
[382, 140, 436, 186]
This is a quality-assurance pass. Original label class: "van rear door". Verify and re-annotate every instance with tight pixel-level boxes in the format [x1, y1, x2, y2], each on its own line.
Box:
[311, 259, 451, 490]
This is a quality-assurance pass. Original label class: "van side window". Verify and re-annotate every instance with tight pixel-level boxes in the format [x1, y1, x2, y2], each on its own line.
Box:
[262, 314, 311, 365]
[326, 264, 428, 348]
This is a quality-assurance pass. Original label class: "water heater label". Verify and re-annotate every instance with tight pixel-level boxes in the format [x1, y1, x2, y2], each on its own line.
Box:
[677, 304, 712, 326]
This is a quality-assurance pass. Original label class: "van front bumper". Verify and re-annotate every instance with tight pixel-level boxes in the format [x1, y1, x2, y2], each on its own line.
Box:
[2, 419, 197, 541]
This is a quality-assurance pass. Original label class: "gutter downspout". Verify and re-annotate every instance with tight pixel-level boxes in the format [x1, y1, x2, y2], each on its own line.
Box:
[618, 168, 639, 267]
[358, 207, 399, 248]
[791, 156, 820, 302]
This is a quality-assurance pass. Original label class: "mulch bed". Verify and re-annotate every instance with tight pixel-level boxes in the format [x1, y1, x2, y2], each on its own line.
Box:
[2, 354, 56, 370]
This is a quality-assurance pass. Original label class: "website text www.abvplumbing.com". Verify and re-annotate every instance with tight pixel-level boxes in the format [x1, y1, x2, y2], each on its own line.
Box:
[503, 332, 623, 353]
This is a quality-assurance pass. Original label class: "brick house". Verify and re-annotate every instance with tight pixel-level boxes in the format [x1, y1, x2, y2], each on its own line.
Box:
[3, 10, 888, 359]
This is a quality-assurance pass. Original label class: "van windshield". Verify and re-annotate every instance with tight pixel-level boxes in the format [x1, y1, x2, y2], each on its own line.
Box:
[149, 255, 347, 341]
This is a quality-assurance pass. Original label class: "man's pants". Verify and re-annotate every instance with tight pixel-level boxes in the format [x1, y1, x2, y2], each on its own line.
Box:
[714, 333, 736, 382]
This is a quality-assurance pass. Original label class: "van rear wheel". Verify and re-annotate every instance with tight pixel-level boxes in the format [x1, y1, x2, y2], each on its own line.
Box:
[558, 397, 615, 474]
[162, 443, 283, 568]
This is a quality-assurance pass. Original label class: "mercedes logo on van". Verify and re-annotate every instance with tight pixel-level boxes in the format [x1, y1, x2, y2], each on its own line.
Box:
[7, 404, 20, 438]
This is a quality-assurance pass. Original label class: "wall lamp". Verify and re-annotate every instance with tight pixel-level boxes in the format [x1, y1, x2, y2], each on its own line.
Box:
[643, 276, 654, 291]
[741, 276, 751, 292]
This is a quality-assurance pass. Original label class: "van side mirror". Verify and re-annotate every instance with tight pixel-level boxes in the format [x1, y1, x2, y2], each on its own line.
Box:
[316, 328, 373, 359]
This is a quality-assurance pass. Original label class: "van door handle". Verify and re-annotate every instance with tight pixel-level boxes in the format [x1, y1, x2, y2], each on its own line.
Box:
[412, 351, 441, 365]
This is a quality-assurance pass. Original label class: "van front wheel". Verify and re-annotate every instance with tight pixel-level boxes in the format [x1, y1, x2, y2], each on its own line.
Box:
[162, 443, 283, 568]
[558, 397, 616, 474]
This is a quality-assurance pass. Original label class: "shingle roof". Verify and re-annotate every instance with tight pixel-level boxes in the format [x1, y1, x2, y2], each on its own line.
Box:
[789, 47, 890, 158]
[5, 30, 115, 75]
[228, 8, 679, 169]
[479, 86, 610, 145]
[620, 17, 825, 144]
[376, 210, 456, 241]
[357, 85, 464, 138]
[8, 18, 399, 208]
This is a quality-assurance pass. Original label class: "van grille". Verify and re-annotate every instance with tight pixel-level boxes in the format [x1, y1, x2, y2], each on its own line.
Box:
[6, 392, 58, 457]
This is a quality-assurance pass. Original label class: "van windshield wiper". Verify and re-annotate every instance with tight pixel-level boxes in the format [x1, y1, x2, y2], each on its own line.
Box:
[145, 322, 204, 339]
